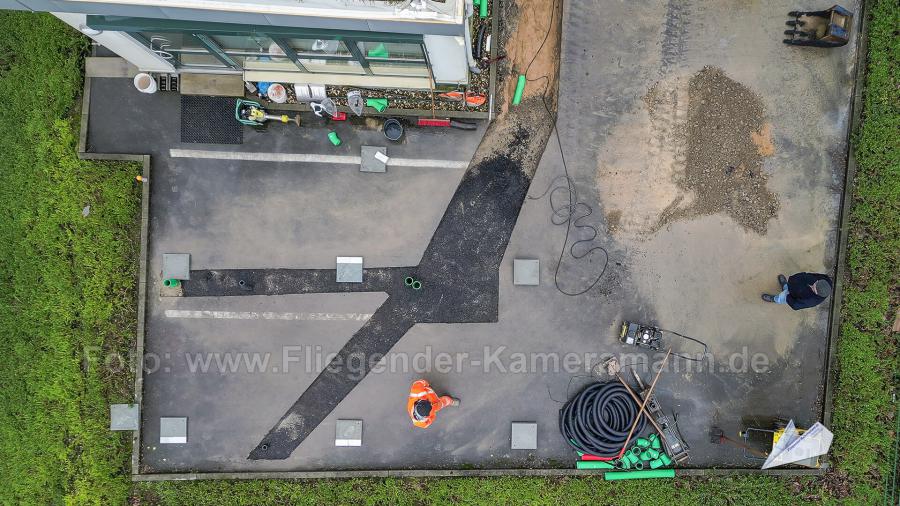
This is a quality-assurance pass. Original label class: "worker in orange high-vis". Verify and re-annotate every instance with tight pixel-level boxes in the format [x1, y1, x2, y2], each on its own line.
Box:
[407, 379, 459, 428]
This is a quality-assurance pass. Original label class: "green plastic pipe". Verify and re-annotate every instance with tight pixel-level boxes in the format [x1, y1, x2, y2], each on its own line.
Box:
[328, 131, 341, 146]
[604, 469, 675, 481]
[512, 75, 526, 105]
[479, 0, 488, 18]
[576, 460, 616, 470]
[635, 438, 651, 448]
[366, 98, 389, 112]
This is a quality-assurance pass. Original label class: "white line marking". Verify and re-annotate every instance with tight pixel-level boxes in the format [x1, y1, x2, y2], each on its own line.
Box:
[170, 149, 469, 169]
[165, 310, 373, 321]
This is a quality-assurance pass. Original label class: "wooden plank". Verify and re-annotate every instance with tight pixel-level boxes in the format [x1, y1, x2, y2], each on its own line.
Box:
[180, 73, 245, 97]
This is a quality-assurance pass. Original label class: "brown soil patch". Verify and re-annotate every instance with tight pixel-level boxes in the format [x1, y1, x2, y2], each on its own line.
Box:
[751, 123, 776, 156]
[656, 66, 780, 234]
[499, 0, 561, 115]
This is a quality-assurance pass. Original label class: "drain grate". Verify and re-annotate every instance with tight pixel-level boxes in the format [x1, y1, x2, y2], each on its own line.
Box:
[180, 95, 243, 144]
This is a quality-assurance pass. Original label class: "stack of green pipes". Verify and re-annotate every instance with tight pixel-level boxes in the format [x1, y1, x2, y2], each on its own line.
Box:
[575, 433, 675, 479]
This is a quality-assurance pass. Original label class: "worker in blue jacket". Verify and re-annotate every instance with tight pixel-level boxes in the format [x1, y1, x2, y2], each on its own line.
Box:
[761, 272, 833, 310]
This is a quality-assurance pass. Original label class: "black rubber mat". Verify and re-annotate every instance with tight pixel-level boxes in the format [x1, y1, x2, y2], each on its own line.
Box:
[180, 95, 243, 144]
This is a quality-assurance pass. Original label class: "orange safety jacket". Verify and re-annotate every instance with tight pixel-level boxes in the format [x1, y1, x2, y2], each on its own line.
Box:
[407, 379, 453, 428]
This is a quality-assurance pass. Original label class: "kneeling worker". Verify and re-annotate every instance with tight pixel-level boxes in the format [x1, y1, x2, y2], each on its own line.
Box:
[761, 271, 833, 310]
[408, 379, 459, 428]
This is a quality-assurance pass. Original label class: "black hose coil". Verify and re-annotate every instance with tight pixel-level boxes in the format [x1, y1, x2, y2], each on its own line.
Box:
[559, 382, 646, 457]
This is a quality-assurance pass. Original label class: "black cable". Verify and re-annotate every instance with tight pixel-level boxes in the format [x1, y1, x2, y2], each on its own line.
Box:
[521, 0, 611, 297]
[659, 328, 710, 361]
[559, 382, 646, 457]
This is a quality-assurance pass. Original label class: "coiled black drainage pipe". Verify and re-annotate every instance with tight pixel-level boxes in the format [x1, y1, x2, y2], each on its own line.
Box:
[559, 382, 646, 457]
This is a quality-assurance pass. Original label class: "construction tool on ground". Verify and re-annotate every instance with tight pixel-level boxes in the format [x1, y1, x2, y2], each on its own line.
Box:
[783, 5, 853, 47]
[618, 349, 671, 459]
[616, 371, 690, 464]
[235, 99, 299, 127]
[709, 426, 768, 458]
[438, 90, 487, 108]
[619, 320, 709, 360]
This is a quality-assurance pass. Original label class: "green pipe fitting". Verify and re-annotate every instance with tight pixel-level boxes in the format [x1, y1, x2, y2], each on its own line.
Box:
[412, 280, 422, 290]
[635, 438, 651, 448]
[631, 446, 643, 456]
[328, 131, 341, 146]
[634, 461, 644, 470]
[404, 276, 414, 286]
[646, 449, 661, 459]
[613, 458, 629, 470]
[604, 469, 675, 481]
[659, 453, 672, 466]
[639, 451, 652, 461]
[651, 437, 662, 450]
[366, 98, 389, 112]
[512, 75, 526, 105]
[479, 0, 488, 18]
[163, 278, 179, 288]
[576, 460, 616, 470]
[626, 452, 639, 465]
[649, 458, 665, 469]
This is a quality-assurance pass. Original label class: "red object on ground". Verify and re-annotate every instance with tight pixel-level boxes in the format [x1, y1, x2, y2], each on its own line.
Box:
[331, 111, 347, 121]
[581, 454, 616, 461]
[417, 118, 452, 127]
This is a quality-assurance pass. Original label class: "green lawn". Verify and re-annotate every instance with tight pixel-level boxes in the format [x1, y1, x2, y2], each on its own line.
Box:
[0, 11, 139, 505]
[0, 2, 896, 504]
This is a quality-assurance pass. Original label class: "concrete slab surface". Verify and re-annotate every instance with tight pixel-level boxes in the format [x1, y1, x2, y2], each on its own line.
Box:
[85, 0, 858, 474]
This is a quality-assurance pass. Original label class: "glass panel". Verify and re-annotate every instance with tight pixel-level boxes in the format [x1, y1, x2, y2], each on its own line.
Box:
[139, 32, 204, 52]
[287, 38, 350, 56]
[175, 51, 227, 68]
[238, 55, 298, 71]
[369, 61, 429, 77]
[212, 34, 278, 53]
[299, 58, 365, 75]
[357, 41, 424, 60]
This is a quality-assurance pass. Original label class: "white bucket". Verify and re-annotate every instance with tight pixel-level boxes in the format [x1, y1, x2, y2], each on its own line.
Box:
[133, 73, 158, 94]
[267, 83, 287, 103]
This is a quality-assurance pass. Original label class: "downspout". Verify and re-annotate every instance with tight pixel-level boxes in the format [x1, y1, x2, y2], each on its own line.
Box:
[463, 0, 480, 74]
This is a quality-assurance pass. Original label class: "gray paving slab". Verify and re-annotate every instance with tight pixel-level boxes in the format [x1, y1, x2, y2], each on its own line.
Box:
[162, 253, 190, 280]
[360, 146, 387, 173]
[87, 0, 857, 473]
[110, 404, 139, 431]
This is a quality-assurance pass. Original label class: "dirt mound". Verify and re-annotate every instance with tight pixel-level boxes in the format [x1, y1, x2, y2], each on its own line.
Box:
[666, 66, 779, 234]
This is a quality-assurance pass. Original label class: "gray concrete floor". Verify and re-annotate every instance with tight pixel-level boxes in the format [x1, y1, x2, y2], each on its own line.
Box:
[89, 0, 858, 473]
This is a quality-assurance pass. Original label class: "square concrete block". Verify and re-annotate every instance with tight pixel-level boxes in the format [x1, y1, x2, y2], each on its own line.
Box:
[336, 256, 363, 283]
[360, 146, 387, 173]
[335, 419, 363, 447]
[511, 422, 537, 450]
[110, 404, 139, 431]
[162, 253, 190, 280]
[513, 259, 540, 286]
[160, 417, 188, 444]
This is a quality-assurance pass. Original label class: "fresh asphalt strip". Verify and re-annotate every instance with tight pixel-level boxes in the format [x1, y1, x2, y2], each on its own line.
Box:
[169, 148, 470, 169]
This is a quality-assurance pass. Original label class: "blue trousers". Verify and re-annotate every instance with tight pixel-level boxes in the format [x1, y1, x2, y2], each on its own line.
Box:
[774, 284, 789, 304]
